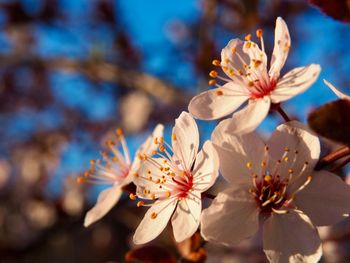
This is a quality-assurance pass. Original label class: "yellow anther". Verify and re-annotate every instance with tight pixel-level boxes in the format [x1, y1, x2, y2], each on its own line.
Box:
[284, 157, 289, 162]
[261, 161, 266, 167]
[151, 212, 158, 219]
[256, 29, 263, 38]
[151, 150, 157, 155]
[245, 42, 251, 48]
[150, 194, 156, 200]
[137, 154, 143, 160]
[246, 162, 252, 169]
[264, 175, 272, 182]
[253, 60, 262, 68]
[148, 176, 153, 181]
[284, 147, 290, 152]
[209, 70, 218, 78]
[77, 177, 85, 184]
[212, 59, 221, 66]
[154, 137, 158, 144]
[129, 193, 137, 200]
[164, 167, 170, 171]
[288, 169, 293, 174]
[248, 81, 254, 87]
[90, 160, 96, 165]
[208, 79, 216, 86]
[172, 133, 177, 141]
[83, 171, 89, 177]
[180, 171, 186, 177]
[231, 47, 236, 53]
[215, 90, 223, 96]
[166, 191, 171, 198]
[116, 128, 123, 136]
[245, 34, 252, 41]
[143, 189, 148, 194]
[159, 137, 164, 144]
[137, 201, 144, 207]
[134, 172, 139, 177]
[159, 167, 164, 171]
[159, 145, 165, 152]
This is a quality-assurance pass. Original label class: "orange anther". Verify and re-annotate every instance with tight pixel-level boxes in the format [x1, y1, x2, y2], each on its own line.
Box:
[256, 29, 263, 38]
[209, 70, 218, 78]
[212, 59, 221, 66]
[215, 90, 223, 96]
[208, 79, 216, 86]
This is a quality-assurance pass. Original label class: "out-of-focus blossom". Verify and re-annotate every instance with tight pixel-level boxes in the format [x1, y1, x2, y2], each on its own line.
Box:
[120, 91, 153, 133]
[189, 17, 321, 134]
[133, 112, 219, 244]
[80, 125, 163, 227]
[324, 79, 350, 100]
[201, 121, 350, 262]
[24, 200, 56, 229]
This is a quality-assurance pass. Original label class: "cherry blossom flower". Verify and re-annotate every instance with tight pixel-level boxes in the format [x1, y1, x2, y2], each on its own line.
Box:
[188, 17, 321, 134]
[201, 121, 350, 262]
[132, 112, 219, 244]
[78, 125, 163, 227]
[324, 79, 350, 100]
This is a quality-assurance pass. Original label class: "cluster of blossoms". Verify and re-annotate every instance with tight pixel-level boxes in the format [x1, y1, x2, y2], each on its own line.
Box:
[79, 17, 350, 263]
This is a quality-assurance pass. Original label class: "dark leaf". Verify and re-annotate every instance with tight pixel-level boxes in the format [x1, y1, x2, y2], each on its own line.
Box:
[308, 99, 350, 145]
[310, 0, 350, 23]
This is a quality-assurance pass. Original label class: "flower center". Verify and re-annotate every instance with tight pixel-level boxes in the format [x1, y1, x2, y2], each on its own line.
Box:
[172, 171, 194, 198]
[247, 146, 312, 214]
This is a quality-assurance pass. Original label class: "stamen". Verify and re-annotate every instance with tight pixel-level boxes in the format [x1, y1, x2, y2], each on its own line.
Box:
[209, 79, 216, 86]
[212, 59, 221, 66]
[151, 212, 158, 219]
[215, 90, 223, 96]
[129, 193, 137, 200]
[209, 70, 218, 78]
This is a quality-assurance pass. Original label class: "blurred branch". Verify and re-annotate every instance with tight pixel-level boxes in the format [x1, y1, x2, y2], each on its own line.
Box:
[0, 54, 191, 107]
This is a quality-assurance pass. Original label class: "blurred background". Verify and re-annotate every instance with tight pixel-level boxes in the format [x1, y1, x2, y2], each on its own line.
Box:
[0, 0, 349, 262]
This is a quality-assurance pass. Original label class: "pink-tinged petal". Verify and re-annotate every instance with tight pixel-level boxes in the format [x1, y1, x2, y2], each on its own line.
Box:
[324, 79, 350, 100]
[172, 112, 199, 171]
[242, 40, 267, 67]
[171, 191, 201, 242]
[295, 170, 350, 226]
[212, 124, 265, 186]
[269, 17, 291, 80]
[201, 187, 260, 246]
[133, 198, 177, 245]
[192, 141, 219, 192]
[221, 38, 250, 80]
[266, 121, 320, 190]
[188, 83, 249, 120]
[271, 64, 321, 103]
[84, 184, 122, 227]
[263, 210, 322, 263]
[215, 97, 270, 135]
[135, 158, 167, 200]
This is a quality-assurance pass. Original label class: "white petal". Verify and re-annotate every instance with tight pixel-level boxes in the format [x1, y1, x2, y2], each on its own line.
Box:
[84, 184, 122, 227]
[214, 97, 270, 135]
[134, 157, 167, 200]
[201, 187, 260, 246]
[192, 141, 219, 192]
[129, 124, 164, 182]
[243, 40, 267, 67]
[133, 198, 177, 245]
[269, 17, 291, 80]
[211, 123, 265, 186]
[188, 83, 249, 120]
[172, 112, 199, 171]
[266, 121, 320, 189]
[271, 64, 321, 103]
[171, 192, 201, 242]
[221, 38, 250, 80]
[295, 170, 350, 226]
[324, 79, 350, 100]
[263, 210, 322, 263]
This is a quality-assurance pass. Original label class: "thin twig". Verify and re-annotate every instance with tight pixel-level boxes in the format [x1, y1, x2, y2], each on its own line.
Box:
[276, 105, 291, 122]
[330, 156, 350, 173]
[316, 145, 350, 170]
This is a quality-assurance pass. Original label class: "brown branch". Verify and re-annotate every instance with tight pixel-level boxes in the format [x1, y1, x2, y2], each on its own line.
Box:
[316, 145, 350, 170]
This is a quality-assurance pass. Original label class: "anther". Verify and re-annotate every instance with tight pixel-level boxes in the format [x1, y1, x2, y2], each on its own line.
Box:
[116, 128, 123, 136]
[209, 70, 218, 78]
[77, 177, 85, 184]
[246, 162, 252, 169]
[261, 161, 266, 167]
[172, 133, 177, 141]
[137, 201, 144, 207]
[212, 59, 221, 66]
[166, 191, 171, 198]
[245, 34, 252, 41]
[154, 137, 158, 144]
[215, 90, 223, 96]
[231, 47, 236, 53]
[256, 29, 263, 38]
[288, 168, 293, 174]
[208, 79, 216, 86]
[151, 212, 158, 219]
[134, 172, 139, 177]
[245, 42, 251, 48]
[159, 145, 165, 152]
[264, 175, 272, 182]
[84, 171, 89, 177]
[129, 193, 137, 200]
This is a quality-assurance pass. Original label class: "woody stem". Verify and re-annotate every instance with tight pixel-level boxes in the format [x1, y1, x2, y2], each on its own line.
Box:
[316, 146, 350, 170]
[276, 104, 291, 122]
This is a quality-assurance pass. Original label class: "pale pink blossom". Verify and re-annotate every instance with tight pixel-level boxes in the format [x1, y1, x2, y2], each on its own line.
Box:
[189, 17, 321, 134]
[133, 112, 219, 244]
[324, 79, 350, 100]
[80, 125, 163, 227]
[201, 121, 350, 262]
